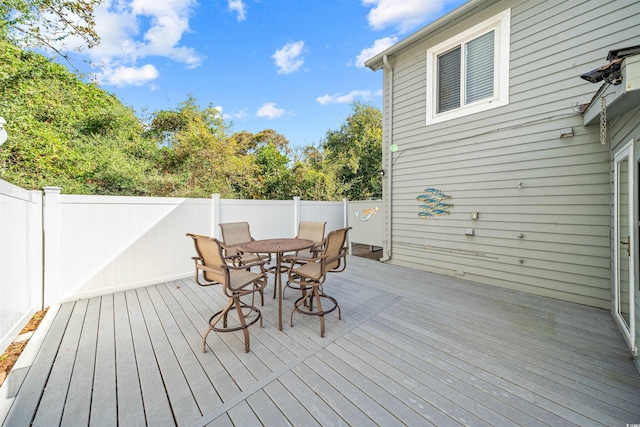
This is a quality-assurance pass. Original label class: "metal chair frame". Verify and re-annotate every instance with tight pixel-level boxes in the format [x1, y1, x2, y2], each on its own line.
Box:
[187, 233, 268, 353]
[286, 227, 351, 337]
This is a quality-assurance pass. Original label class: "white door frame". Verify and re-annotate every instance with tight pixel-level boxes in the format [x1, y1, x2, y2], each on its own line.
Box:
[613, 140, 636, 354]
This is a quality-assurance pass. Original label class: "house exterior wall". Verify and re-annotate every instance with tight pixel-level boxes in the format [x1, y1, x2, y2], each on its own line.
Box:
[376, 0, 640, 309]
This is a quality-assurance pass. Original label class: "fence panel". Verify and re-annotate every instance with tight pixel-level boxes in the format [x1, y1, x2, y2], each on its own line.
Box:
[0, 180, 42, 354]
[216, 199, 296, 239]
[44, 191, 212, 304]
[43, 193, 347, 304]
[348, 200, 384, 247]
[300, 200, 346, 234]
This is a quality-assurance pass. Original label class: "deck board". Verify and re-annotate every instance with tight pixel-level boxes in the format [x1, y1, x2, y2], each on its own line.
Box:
[124, 289, 175, 426]
[89, 294, 117, 427]
[31, 299, 88, 427]
[113, 292, 146, 426]
[60, 297, 100, 427]
[2, 256, 640, 427]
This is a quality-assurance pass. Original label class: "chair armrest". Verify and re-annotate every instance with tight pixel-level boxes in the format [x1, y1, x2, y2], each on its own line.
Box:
[286, 254, 327, 264]
[220, 241, 242, 252]
[222, 258, 268, 271]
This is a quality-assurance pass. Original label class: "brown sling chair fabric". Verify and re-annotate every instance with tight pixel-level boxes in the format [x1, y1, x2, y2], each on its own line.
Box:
[282, 221, 326, 298]
[187, 233, 268, 353]
[286, 227, 351, 337]
[219, 221, 271, 265]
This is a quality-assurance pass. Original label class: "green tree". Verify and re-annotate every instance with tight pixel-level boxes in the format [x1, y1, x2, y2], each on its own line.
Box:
[254, 142, 294, 200]
[0, 39, 165, 194]
[322, 102, 382, 200]
[289, 145, 339, 201]
[226, 129, 294, 199]
[0, 0, 102, 59]
[147, 96, 239, 198]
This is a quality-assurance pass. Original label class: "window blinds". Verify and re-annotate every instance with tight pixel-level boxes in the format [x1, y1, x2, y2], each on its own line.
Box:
[465, 30, 494, 104]
[437, 47, 461, 113]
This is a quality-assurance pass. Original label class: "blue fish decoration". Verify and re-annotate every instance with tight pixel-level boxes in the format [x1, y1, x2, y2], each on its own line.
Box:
[432, 209, 450, 215]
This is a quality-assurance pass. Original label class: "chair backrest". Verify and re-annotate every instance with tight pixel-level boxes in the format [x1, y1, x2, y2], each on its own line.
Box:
[323, 227, 351, 271]
[296, 221, 326, 257]
[296, 221, 326, 242]
[187, 234, 227, 283]
[219, 222, 253, 246]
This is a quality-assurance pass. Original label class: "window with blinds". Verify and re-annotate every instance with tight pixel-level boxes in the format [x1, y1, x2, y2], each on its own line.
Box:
[426, 9, 510, 125]
[437, 47, 461, 113]
[436, 30, 494, 114]
[465, 31, 494, 104]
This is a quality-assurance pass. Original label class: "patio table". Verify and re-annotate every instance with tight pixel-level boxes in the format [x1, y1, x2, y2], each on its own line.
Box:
[240, 238, 314, 330]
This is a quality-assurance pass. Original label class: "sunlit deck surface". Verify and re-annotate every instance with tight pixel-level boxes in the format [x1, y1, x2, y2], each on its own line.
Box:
[1, 256, 639, 426]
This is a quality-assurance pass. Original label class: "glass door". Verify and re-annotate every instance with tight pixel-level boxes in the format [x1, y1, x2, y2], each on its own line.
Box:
[614, 142, 635, 352]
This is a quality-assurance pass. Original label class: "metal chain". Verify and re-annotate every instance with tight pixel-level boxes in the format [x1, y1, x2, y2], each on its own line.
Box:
[600, 95, 607, 145]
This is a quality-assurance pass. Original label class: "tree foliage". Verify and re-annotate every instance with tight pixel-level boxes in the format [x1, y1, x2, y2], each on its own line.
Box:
[1, 0, 101, 60]
[322, 101, 383, 199]
[0, 38, 382, 201]
[0, 39, 161, 194]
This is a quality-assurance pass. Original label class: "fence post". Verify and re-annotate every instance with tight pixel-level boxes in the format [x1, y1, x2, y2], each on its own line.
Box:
[28, 190, 44, 310]
[293, 196, 301, 235]
[343, 198, 351, 255]
[42, 186, 62, 306]
[211, 193, 220, 238]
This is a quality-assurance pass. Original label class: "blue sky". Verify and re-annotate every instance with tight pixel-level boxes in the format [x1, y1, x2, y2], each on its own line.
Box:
[63, 0, 467, 148]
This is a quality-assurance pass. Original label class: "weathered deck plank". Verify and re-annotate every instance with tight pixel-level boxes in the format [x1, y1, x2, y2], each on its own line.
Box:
[1, 256, 639, 427]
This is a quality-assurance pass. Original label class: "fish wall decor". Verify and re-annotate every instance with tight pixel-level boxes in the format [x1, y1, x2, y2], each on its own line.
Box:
[416, 188, 453, 218]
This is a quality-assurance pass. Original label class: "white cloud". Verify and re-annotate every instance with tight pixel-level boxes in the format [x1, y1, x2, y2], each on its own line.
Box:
[216, 106, 249, 121]
[72, 0, 204, 87]
[228, 0, 247, 21]
[98, 64, 160, 87]
[256, 102, 286, 118]
[363, 0, 445, 33]
[272, 40, 305, 75]
[355, 36, 398, 67]
[316, 90, 382, 105]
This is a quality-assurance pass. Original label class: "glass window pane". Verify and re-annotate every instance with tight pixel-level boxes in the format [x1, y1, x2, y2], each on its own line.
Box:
[465, 30, 494, 104]
[437, 47, 461, 113]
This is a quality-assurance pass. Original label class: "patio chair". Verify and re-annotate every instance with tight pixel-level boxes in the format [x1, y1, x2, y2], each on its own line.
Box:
[219, 222, 271, 265]
[287, 227, 351, 337]
[282, 221, 326, 298]
[187, 233, 268, 353]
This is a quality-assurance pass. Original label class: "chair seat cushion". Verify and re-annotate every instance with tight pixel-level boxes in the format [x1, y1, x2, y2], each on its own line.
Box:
[229, 269, 264, 290]
[292, 261, 322, 281]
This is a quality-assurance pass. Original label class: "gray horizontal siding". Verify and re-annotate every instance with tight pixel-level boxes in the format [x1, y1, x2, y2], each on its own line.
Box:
[381, 0, 640, 308]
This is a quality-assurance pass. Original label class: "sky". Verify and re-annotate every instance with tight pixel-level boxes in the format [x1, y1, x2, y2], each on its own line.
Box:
[62, 0, 468, 148]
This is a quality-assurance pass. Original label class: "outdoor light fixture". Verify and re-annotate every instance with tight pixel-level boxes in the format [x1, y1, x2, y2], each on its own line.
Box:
[379, 169, 385, 176]
[0, 117, 7, 146]
[580, 58, 624, 85]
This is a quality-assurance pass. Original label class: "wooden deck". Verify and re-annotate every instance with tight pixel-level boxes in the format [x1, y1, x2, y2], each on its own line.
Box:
[1, 256, 639, 426]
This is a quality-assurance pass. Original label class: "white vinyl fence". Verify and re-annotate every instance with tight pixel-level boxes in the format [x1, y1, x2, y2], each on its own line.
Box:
[348, 200, 384, 249]
[0, 183, 348, 354]
[0, 181, 42, 355]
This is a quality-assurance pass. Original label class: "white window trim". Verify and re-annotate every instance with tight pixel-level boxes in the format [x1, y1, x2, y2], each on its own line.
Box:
[426, 9, 511, 125]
